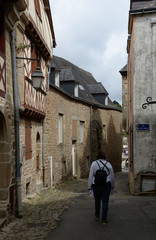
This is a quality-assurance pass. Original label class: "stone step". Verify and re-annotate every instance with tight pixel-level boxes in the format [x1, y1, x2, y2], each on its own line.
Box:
[0, 209, 7, 218]
[0, 217, 7, 228]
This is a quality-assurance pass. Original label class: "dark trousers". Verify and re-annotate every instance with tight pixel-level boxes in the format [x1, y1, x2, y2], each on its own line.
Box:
[92, 182, 111, 221]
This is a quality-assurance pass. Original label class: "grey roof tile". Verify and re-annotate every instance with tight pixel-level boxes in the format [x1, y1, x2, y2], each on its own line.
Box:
[59, 68, 75, 81]
[119, 64, 127, 75]
[50, 56, 121, 111]
[86, 83, 108, 94]
[131, 1, 156, 10]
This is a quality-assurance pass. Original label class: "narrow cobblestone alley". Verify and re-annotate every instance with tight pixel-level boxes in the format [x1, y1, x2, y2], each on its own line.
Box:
[1, 170, 156, 240]
[47, 171, 156, 240]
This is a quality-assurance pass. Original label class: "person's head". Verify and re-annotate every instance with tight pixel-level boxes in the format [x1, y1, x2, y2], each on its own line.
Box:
[97, 151, 106, 160]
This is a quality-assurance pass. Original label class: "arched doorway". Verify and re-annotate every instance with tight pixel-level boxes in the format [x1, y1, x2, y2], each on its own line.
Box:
[0, 112, 11, 218]
[35, 132, 42, 193]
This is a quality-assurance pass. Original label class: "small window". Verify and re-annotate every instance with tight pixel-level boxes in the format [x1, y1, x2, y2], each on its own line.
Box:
[0, 7, 5, 54]
[31, 44, 41, 74]
[74, 83, 79, 97]
[25, 120, 32, 160]
[105, 96, 108, 106]
[80, 121, 84, 143]
[34, 0, 42, 19]
[55, 71, 60, 87]
[58, 114, 63, 143]
[102, 124, 107, 142]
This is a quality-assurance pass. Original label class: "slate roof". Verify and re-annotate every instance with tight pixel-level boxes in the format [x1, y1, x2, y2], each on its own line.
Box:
[119, 64, 127, 76]
[59, 68, 75, 82]
[87, 83, 108, 95]
[50, 56, 121, 111]
[131, 0, 156, 11]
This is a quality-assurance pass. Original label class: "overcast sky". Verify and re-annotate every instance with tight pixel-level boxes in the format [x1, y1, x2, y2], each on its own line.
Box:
[49, 0, 130, 105]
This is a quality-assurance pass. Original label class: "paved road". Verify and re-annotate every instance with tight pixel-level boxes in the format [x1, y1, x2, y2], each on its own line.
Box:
[47, 172, 156, 240]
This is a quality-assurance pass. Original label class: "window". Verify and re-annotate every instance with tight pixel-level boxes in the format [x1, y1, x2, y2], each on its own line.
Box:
[80, 121, 84, 143]
[0, 7, 5, 54]
[102, 124, 107, 142]
[55, 71, 60, 87]
[25, 120, 32, 160]
[31, 44, 41, 74]
[58, 114, 63, 143]
[74, 83, 79, 97]
[34, 0, 41, 19]
[105, 96, 108, 106]
[72, 120, 77, 139]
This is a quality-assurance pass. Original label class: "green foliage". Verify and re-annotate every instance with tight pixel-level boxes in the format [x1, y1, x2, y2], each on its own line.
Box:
[113, 100, 122, 109]
[16, 43, 31, 54]
[122, 129, 127, 137]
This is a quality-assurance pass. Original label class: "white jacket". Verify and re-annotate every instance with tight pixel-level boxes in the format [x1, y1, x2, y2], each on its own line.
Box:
[88, 159, 114, 190]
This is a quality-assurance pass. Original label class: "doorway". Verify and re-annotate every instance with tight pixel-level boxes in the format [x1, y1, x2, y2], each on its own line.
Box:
[72, 140, 77, 176]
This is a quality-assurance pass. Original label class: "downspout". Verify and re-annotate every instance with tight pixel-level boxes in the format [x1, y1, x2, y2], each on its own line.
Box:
[42, 68, 50, 186]
[11, 28, 22, 217]
[90, 105, 92, 164]
[42, 119, 45, 186]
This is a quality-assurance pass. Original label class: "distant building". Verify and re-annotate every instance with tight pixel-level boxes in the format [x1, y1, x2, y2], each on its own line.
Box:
[44, 56, 122, 186]
[120, 64, 128, 130]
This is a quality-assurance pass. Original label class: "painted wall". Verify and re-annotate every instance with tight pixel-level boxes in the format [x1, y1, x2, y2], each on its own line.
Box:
[128, 13, 156, 194]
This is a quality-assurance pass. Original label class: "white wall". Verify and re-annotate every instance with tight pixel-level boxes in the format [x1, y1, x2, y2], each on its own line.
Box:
[133, 14, 156, 176]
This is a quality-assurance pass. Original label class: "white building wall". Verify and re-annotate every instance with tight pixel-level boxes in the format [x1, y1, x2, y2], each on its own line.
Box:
[133, 14, 156, 177]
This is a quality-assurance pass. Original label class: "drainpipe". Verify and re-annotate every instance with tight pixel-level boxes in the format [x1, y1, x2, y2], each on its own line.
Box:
[11, 28, 22, 217]
[90, 105, 92, 164]
[42, 119, 45, 186]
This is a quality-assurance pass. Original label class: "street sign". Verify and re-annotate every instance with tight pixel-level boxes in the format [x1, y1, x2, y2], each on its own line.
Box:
[137, 124, 150, 131]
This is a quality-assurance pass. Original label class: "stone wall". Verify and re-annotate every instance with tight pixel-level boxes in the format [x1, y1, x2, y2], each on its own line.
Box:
[45, 86, 122, 187]
[0, 28, 16, 219]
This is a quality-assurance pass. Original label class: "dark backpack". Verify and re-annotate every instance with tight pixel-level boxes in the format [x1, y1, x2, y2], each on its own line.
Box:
[94, 160, 110, 186]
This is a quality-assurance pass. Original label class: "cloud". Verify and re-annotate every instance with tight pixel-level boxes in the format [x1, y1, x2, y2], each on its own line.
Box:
[50, 0, 129, 104]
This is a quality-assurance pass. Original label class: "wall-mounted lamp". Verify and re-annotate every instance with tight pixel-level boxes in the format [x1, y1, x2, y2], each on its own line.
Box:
[31, 67, 44, 91]
[16, 57, 44, 91]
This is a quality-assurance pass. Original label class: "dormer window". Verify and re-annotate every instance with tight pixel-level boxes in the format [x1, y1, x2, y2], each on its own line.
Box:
[105, 96, 108, 106]
[55, 71, 60, 87]
[74, 83, 78, 97]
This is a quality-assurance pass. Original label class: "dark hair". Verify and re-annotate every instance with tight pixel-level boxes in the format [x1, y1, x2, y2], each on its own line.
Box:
[97, 151, 105, 160]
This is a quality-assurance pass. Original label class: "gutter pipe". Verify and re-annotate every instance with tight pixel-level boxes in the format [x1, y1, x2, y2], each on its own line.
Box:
[11, 28, 22, 217]
[130, 8, 156, 15]
[42, 119, 45, 186]
[90, 105, 92, 164]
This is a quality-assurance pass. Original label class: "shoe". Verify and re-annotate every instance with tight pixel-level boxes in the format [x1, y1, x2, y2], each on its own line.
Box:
[95, 216, 100, 221]
[102, 220, 107, 226]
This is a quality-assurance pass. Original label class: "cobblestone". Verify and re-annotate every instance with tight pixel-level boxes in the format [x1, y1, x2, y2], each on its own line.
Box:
[0, 178, 87, 240]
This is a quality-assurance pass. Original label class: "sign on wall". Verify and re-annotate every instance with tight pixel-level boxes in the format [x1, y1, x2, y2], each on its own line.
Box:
[137, 124, 150, 131]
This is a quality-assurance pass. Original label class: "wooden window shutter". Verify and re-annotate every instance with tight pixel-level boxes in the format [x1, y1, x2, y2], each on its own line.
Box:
[72, 120, 77, 139]
[31, 44, 40, 74]
[34, 0, 41, 19]
[25, 120, 32, 160]
[0, 7, 5, 54]
[0, 6, 6, 98]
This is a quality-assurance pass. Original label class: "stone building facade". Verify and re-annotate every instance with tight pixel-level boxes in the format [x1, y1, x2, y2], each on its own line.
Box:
[0, 0, 27, 225]
[44, 56, 122, 187]
[127, 0, 156, 194]
[0, 0, 56, 225]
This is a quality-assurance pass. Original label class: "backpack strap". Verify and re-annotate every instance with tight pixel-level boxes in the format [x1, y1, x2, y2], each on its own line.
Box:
[99, 160, 110, 175]
[96, 160, 102, 170]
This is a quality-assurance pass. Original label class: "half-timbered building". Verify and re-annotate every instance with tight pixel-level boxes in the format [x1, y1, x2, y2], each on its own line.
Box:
[0, 0, 56, 225]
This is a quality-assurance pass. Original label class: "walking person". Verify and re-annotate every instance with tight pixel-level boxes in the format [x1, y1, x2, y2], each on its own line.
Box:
[88, 151, 114, 226]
